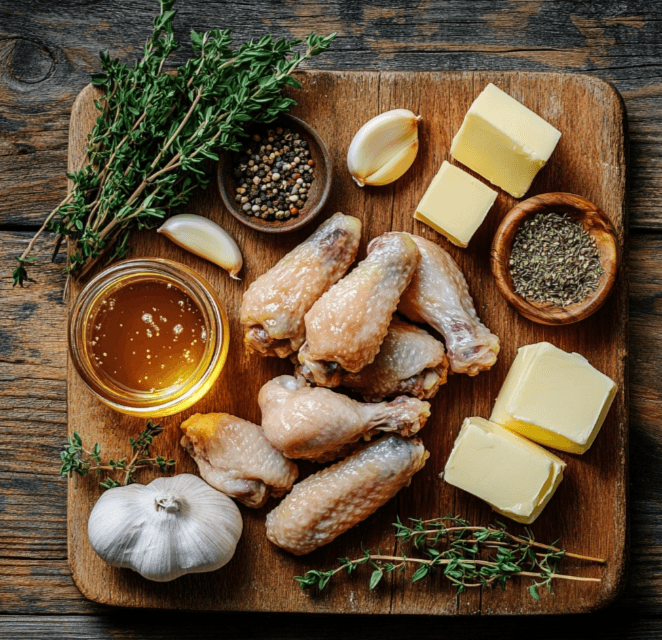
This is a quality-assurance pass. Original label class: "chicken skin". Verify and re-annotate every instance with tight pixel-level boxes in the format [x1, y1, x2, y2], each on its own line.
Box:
[258, 375, 430, 461]
[181, 413, 298, 508]
[336, 316, 449, 401]
[240, 212, 361, 358]
[266, 435, 428, 555]
[298, 232, 420, 386]
[398, 235, 499, 376]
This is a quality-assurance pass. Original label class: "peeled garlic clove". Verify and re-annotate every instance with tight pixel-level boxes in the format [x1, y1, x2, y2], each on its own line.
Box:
[360, 139, 419, 187]
[347, 108, 421, 187]
[158, 214, 243, 279]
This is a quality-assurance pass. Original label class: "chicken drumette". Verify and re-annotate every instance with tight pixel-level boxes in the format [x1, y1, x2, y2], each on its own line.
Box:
[298, 232, 420, 387]
[398, 235, 499, 376]
[258, 375, 430, 461]
[240, 212, 361, 358]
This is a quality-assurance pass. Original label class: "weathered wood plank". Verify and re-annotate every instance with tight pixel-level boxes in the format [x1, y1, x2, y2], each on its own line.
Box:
[0, 0, 662, 228]
[0, 560, 101, 615]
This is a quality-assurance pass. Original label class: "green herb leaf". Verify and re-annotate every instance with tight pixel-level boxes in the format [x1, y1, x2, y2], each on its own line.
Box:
[369, 569, 383, 590]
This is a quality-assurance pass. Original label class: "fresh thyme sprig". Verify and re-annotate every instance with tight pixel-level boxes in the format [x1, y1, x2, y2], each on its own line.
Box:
[60, 420, 175, 490]
[295, 515, 604, 600]
[13, 0, 335, 286]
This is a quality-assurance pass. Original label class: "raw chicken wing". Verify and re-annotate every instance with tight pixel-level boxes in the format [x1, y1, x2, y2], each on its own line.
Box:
[299, 232, 420, 386]
[266, 435, 428, 555]
[259, 375, 430, 461]
[181, 413, 298, 508]
[240, 212, 361, 358]
[337, 316, 449, 401]
[398, 235, 499, 376]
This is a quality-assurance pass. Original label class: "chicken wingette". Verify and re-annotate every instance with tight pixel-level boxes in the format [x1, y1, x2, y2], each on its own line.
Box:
[266, 436, 428, 555]
[240, 212, 361, 358]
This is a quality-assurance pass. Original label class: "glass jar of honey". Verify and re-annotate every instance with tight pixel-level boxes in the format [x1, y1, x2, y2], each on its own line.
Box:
[69, 259, 229, 417]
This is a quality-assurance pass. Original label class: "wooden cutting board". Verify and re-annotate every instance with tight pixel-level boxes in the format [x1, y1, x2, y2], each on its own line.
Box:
[67, 70, 627, 615]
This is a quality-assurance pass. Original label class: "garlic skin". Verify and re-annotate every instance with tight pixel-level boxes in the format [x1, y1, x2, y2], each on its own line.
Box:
[347, 109, 421, 187]
[87, 474, 242, 582]
[158, 214, 243, 279]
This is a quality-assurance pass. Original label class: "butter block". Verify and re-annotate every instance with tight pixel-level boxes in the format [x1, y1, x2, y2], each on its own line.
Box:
[444, 417, 566, 524]
[450, 83, 561, 198]
[414, 161, 497, 247]
[490, 342, 617, 454]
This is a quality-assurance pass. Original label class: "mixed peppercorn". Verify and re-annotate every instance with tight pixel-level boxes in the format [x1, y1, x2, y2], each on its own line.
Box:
[233, 127, 316, 221]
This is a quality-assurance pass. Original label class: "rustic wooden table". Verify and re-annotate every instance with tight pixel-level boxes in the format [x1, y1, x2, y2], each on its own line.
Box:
[1, 0, 661, 637]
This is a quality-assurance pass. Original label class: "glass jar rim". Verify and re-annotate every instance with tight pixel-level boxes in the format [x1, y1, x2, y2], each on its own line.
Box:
[68, 258, 228, 416]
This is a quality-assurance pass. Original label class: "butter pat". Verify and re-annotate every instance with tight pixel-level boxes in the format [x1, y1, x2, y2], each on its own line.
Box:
[490, 342, 617, 454]
[450, 83, 561, 198]
[414, 161, 497, 247]
[444, 417, 565, 524]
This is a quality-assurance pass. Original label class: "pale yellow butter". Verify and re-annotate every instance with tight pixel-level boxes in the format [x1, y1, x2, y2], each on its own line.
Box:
[450, 83, 561, 198]
[414, 161, 497, 247]
[444, 417, 566, 524]
[490, 342, 617, 454]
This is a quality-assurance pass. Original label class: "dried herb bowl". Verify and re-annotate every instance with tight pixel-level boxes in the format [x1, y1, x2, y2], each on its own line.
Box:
[491, 192, 619, 325]
[217, 114, 332, 234]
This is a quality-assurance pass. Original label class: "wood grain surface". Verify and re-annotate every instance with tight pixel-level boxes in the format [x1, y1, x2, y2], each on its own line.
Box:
[2, 0, 662, 637]
[64, 70, 627, 615]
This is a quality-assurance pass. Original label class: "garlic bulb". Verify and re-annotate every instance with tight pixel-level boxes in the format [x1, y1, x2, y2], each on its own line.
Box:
[158, 214, 243, 279]
[347, 109, 421, 187]
[87, 474, 242, 582]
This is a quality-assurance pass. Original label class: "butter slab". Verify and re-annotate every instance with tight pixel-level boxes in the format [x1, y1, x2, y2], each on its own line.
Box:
[450, 83, 561, 198]
[490, 342, 617, 454]
[414, 161, 497, 247]
[444, 417, 566, 524]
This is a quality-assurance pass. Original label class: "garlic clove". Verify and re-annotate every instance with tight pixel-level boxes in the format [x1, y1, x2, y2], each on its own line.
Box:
[347, 109, 421, 187]
[360, 139, 419, 187]
[157, 214, 243, 279]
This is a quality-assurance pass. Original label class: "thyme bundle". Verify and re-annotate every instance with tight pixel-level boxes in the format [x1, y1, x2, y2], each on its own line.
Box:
[60, 420, 175, 490]
[296, 516, 604, 600]
[13, 0, 335, 286]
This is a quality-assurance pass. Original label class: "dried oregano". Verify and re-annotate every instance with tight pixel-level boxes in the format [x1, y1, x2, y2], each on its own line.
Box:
[509, 212, 603, 307]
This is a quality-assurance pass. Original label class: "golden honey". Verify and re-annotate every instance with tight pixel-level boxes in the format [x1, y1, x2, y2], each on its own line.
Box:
[69, 259, 229, 417]
[89, 279, 207, 392]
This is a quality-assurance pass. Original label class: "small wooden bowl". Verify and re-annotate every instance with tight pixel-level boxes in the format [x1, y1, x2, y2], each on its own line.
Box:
[491, 192, 619, 325]
[217, 114, 332, 234]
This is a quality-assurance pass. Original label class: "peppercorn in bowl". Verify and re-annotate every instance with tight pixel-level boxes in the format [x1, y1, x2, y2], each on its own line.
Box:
[217, 114, 332, 233]
[490, 192, 619, 325]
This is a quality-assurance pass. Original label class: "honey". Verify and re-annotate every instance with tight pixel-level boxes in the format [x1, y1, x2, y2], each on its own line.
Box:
[88, 279, 207, 392]
[69, 259, 229, 417]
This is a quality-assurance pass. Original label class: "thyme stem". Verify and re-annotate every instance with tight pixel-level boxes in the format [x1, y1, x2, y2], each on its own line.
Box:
[295, 515, 604, 599]
[340, 554, 601, 583]
[60, 420, 176, 490]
